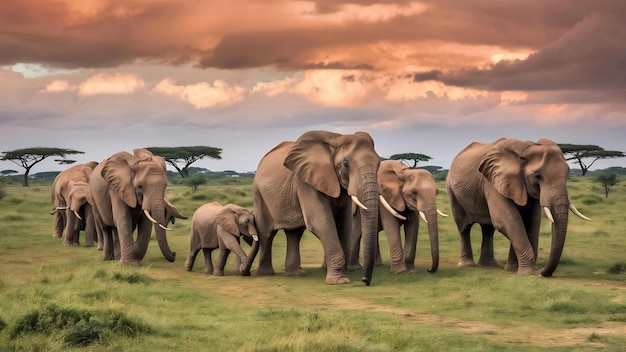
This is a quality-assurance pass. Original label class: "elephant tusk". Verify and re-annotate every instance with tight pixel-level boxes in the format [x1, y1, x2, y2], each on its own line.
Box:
[74, 210, 83, 221]
[419, 211, 428, 224]
[159, 224, 172, 231]
[379, 195, 407, 220]
[570, 203, 591, 221]
[437, 209, 448, 217]
[144, 209, 158, 224]
[543, 207, 555, 224]
[351, 195, 368, 211]
[252, 234, 259, 242]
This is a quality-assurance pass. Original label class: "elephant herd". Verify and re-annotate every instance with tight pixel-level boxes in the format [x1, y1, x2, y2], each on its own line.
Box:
[50, 131, 590, 286]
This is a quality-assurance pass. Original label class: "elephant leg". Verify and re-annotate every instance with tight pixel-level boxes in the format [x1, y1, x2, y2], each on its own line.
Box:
[403, 213, 419, 273]
[380, 207, 405, 273]
[458, 224, 476, 267]
[214, 247, 230, 276]
[84, 211, 95, 247]
[257, 229, 278, 276]
[284, 228, 305, 276]
[185, 248, 200, 271]
[112, 228, 121, 261]
[220, 234, 248, 275]
[338, 206, 361, 271]
[53, 211, 64, 238]
[478, 224, 500, 267]
[102, 227, 115, 261]
[505, 245, 518, 272]
[203, 248, 214, 274]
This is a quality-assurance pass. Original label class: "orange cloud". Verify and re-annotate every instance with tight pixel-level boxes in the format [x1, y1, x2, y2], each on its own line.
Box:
[78, 73, 145, 96]
[152, 78, 245, 109]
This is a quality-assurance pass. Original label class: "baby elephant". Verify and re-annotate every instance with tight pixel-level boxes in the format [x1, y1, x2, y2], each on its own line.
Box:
[185, 202, 259, 276]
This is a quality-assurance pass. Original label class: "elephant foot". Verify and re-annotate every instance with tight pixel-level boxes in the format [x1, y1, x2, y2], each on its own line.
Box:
[119, 259, 141, 267]
[256, 265, 275, 276]
[325, 274, 350, 285]
[213, 270, 224, 276]
[478, 257, 501, 268]
[240, 269, 251, 276]
[346, 263, 362, 271]
[405, 264, 416, 273]
[97, 246, 104, 251]
[184, 260, 193, 271]
[517, 266, 540, 276]
[52, 233, 62, 238]
[458, 257, 476, 267]
[504, 262, 518, 272]
[85, 243, 94, 248]
[390, 264, 406, 274]
[285, 268, 306, 276]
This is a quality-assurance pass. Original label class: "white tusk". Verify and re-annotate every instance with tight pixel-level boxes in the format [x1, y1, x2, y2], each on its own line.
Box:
[351, 195, 368, 211]
[437, 209, 448, 217]
[419, 211, 428, 224]
[570, 203, 590, 221]
[543, 207, 555, 224]
[144, 209, 158, 224]
[252, 234, 259, 242]
[159, 224, 172, 231]
[379, 195, 407, 220]
[74, 210, 83, 221]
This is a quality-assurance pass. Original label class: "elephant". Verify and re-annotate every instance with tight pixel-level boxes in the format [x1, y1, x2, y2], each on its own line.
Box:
[245, 130, 403, 286]
[446, 138, 590, 276]
[377, 160, 446, 274]
[185, 202, 259, 276]
[51, 162, 99, 247]
[89, 149, 187, 265]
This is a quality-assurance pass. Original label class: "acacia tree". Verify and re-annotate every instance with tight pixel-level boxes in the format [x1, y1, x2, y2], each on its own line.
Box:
[1, 147, 84, 186]
[146, 146, 222, 178]
[558, 144, 625, 176]
[596, 173, 619, 198]
[389, 153, 432, 168]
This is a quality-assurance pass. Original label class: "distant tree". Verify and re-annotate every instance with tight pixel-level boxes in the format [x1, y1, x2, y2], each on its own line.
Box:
[0, 170, 18, 176]
[146, 146, 222, 178]
[182, 173, 207, 192]
[1, 147, 83, 186]
[595, 173, 619, 198]
[389, 153, 432, 168]
[558, 144, 625, 176]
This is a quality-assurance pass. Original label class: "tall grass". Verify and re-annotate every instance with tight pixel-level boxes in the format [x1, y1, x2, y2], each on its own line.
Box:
[0, 176, 625, 351]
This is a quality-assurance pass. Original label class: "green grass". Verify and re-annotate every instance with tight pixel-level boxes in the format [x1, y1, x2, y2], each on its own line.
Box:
[1, 176, 625, 351]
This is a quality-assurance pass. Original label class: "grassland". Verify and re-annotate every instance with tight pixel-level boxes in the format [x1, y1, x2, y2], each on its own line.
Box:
[0, 176, 625, 351]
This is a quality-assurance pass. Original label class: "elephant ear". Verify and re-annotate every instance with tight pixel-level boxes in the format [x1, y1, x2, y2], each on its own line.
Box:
[479, 147, 528, 206]
[165, 198, 188, 220]
[284, 131, 342, 198]
[217, 206, 240, 236]
[378, 162, 405, 211]
[101, 156, 137, 208]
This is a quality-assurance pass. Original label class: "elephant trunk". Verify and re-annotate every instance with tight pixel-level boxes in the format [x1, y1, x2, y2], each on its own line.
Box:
[150, 201, 176, 262]
[359, 168, 380, 286]
[541, 191, 569, 277]
[425, 204, 440, 274]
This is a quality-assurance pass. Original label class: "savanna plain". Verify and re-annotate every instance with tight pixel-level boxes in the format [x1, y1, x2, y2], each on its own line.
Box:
[0, 176, 625, 351]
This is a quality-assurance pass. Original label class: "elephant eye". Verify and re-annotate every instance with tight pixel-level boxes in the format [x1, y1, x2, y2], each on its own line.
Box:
[342, 159, 350, 169]
[534, 172, 542, 181]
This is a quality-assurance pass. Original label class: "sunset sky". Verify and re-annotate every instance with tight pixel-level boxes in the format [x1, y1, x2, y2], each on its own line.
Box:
[1, 0, 625, 173]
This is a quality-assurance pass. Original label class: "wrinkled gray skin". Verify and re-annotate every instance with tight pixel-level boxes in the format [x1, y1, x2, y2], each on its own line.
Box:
[446, 138, 587, 276]
[377, 160, 440, 274]
[185, 202, 259, 276]
[89, 149, 187, 265]
[245, 131, 382, 285]
[51, 162, 99, 247]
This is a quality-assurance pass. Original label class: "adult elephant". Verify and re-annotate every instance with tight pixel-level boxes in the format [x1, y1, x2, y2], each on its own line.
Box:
[89, 149, 186, 265]
[51, 162, 99, 246]
[246, 130, 401, 286]
[377, 160, 446, 274]
[185, 202, 259, 276]
[446, 138, 590, 276]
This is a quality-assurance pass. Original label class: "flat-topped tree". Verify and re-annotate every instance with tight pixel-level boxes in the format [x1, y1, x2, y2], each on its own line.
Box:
[558, 144, 625, 176]
[388, 153, 432, 168]
[1, 147, 84, 186]
[146, 146, 222, 178]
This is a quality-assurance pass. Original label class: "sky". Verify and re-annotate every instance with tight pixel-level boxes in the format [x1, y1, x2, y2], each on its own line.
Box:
[1, 0, 625, 174]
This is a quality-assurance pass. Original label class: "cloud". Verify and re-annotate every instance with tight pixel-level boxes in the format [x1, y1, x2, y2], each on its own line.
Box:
[77, 73, 145, 96]
[152, 78, 245, 109]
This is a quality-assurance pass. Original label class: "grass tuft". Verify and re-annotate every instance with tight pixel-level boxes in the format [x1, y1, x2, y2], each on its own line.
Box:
[607, 262, 626, 274]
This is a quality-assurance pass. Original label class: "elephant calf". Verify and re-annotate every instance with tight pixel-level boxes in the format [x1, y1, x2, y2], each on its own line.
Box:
[185, 202, 259, 276]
